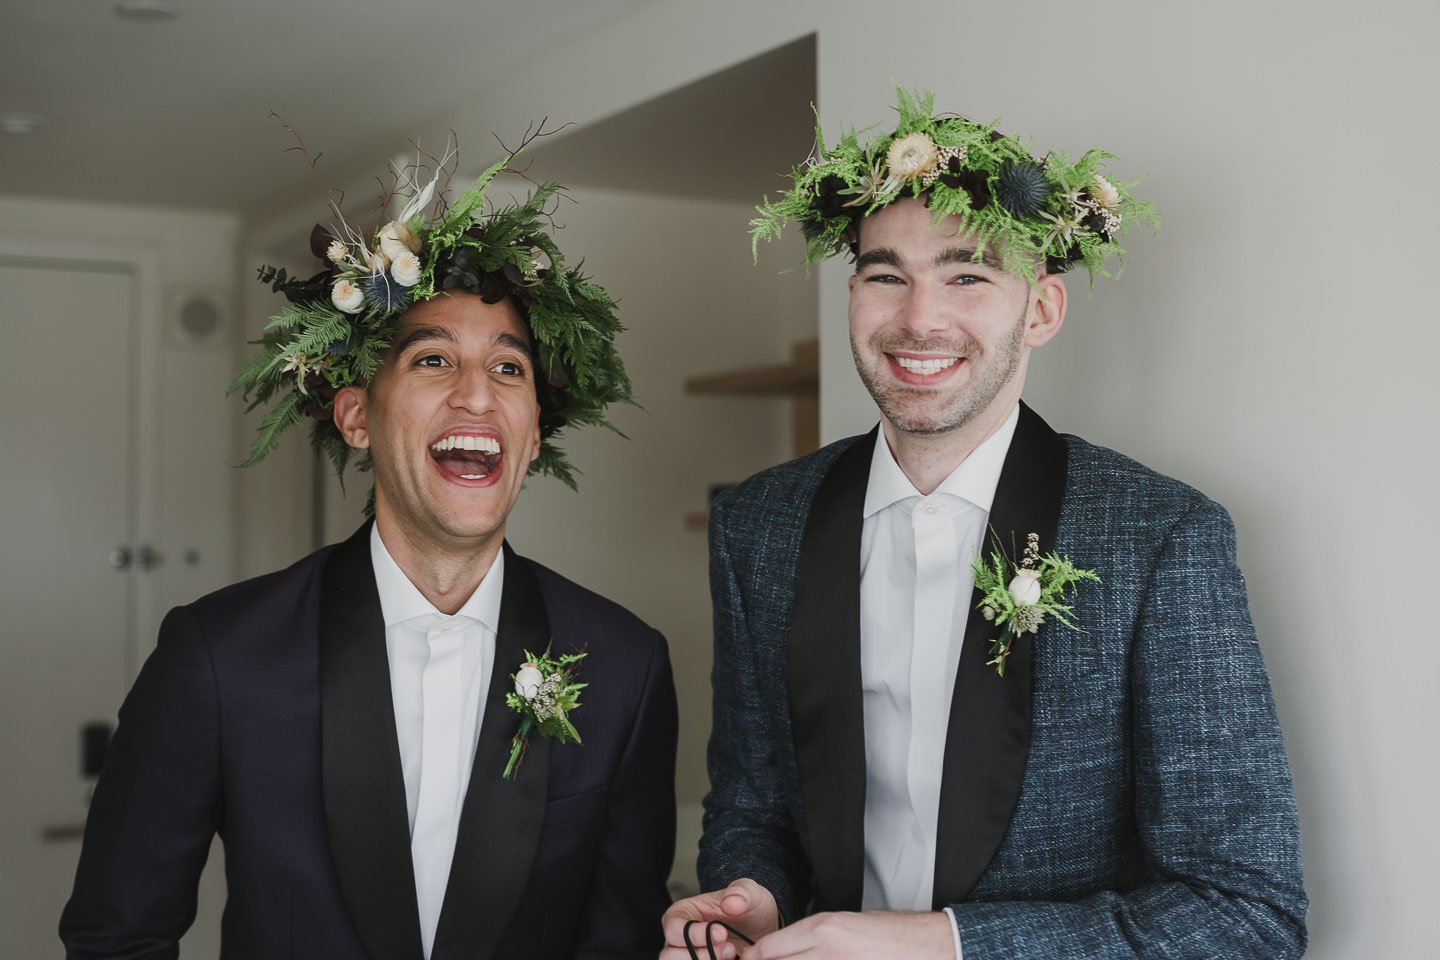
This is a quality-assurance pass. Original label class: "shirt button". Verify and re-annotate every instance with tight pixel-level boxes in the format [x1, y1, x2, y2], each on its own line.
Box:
[922, 503, 939, 515]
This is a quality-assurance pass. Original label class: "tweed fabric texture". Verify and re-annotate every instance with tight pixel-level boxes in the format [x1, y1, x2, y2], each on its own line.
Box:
[699, 430, 1307, 959]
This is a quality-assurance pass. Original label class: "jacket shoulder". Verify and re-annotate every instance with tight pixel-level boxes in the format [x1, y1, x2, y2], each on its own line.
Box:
[713, 433, 868, 521]
[1062, 434, 1228, 526]
[181, 543, 335, 629]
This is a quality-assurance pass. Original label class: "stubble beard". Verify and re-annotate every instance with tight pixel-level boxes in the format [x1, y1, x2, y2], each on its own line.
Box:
[852, 306, 1027, 436]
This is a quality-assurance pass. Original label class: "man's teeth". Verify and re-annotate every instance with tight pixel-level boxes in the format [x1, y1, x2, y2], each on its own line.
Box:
[894, 356, 959, 375]
[430, 435, 501, 453]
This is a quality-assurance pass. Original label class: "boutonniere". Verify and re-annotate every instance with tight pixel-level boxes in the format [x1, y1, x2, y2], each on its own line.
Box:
[972, 531, 1100, 676]
[503, 647, 587, 780]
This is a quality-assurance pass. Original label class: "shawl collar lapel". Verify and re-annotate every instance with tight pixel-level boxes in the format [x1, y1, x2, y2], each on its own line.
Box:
[931, 402, 1068, 905]
[787, 428, 876, 912]
[320, 522, 424, 960]
[432, 542, 552, 960]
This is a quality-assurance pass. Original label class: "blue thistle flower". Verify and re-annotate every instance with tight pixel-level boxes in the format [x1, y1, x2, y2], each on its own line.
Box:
[994, 160, 1050, 218]
[362, 272, 412, 314]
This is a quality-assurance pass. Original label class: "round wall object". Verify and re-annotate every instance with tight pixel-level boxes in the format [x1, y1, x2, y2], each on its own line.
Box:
[169, 290, 227, 345]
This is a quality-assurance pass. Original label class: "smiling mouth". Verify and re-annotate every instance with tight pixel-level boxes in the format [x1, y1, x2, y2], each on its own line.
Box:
[430, 434, 502, 481]
[891, 355, 960, 376]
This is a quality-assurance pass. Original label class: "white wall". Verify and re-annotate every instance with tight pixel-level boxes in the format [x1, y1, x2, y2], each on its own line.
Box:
[358, 1, 1437, 954]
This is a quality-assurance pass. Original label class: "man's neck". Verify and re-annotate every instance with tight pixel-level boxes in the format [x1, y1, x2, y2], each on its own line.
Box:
[373, 516, 502, 615]
[882, 400, 1020, 496]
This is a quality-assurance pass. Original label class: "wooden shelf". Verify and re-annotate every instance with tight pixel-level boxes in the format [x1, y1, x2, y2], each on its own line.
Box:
[684, 340, 818, 397]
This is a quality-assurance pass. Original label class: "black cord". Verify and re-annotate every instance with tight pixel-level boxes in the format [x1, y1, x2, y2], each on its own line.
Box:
[683, 919, 756, 960]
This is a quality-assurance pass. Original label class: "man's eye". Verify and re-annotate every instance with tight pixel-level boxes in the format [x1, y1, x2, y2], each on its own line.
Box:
[864, 272, 904, 284]
[416, 354, 448, 368]
[492, 361, 525, 376]
[951, 274, 985, 286]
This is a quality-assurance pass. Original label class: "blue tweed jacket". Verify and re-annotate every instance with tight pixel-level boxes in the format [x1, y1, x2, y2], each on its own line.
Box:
[698, 404, 1307, 959]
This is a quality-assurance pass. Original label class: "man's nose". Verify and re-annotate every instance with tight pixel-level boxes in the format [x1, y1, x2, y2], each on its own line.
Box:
[894, 282, 948, 338]
[446, 365, 495, 412]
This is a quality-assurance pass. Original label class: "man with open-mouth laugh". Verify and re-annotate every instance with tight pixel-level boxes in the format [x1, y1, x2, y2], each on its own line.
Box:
[61, 145, 677, 960]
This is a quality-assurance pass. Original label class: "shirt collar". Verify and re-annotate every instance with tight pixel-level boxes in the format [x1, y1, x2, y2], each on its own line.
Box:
[369, 524, 504, 632]
[862, 404, 1020, 517]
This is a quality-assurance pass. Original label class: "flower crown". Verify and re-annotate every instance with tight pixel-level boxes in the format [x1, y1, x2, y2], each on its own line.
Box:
[751, 88, 1159, 283]
[231, 134, 632, 490]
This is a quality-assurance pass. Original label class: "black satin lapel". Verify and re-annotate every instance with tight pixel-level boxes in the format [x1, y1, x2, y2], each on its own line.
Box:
[433, 543, 551, 960]
[788, 429, 876, 912]
[320, 523, 424, 959]
[933, 403, 1068, 906]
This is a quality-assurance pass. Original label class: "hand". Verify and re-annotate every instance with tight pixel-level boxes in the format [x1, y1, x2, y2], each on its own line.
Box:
[745, 910, 954, 959]
[661, 878, 780, 959]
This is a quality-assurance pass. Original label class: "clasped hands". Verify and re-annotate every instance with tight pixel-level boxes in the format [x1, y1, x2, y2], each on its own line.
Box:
[661, 878, 955, 959]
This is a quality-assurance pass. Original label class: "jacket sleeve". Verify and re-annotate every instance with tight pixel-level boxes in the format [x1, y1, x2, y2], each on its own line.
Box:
[696, 492, 812, 923]
[59, 605, 222, 959]
[574, 626, 679, 959]
[947, 499, 1308, 959]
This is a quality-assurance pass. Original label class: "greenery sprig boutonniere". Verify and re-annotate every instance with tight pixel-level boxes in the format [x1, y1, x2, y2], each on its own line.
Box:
[972, 531, 1100, 676]
[503, 648, 587, 780]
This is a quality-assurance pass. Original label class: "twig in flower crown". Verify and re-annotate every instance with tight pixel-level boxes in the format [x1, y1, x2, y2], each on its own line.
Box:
[270, 111, 346, 226]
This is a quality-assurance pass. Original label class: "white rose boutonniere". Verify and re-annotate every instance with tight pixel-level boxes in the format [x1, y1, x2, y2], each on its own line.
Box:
[973, 531, 1100, 676]
[503, 647, 587, 779]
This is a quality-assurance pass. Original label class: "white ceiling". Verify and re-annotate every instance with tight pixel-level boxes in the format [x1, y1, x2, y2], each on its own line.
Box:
[0, 0, 667, 214]
[522, 36, 816, 204]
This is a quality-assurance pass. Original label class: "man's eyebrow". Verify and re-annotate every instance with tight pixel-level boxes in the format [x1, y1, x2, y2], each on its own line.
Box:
[391, 325, 456, 355]
[854, 248, 902, 271]
[495, 331, 535, 361]
[936, 246, 1003, 270]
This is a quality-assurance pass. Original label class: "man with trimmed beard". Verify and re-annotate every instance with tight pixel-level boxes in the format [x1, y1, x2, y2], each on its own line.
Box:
[61, 151, 676, 960]
[662, 91, 1306, 960]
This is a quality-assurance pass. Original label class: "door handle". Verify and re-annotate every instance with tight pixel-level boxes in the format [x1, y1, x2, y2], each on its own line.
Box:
[133, 543, 161, 572]
[108, 544, 161, 572]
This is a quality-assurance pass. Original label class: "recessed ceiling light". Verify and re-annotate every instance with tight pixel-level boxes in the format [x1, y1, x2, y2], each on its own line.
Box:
[115, 0, 181, 21]
[0, 113, 44, 135]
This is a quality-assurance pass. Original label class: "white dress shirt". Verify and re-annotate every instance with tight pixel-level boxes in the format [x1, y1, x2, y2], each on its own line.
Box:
[858, 406, 1019, 958]
[370, 526, 502, 960]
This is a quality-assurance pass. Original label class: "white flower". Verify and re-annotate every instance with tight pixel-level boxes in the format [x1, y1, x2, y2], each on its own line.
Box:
[325, 240, 349, 264]
[331, 279, 365, 314]
[366, 251, 390, 274]
[1090, 175, 1121, 210]
[281, 352, 308, 375]
[1008, 568, 1043, 606]
[514, 663, 545, 701]
[887, 131, 940, 182]
[377, 221, 421, 261]
[390, 252, 421, 287]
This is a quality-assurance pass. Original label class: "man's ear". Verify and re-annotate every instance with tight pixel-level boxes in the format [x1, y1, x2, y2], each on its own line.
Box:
[1025, 273, 1067, 348]
[527, 409, 542, 466]
[332, 385, 371, 449]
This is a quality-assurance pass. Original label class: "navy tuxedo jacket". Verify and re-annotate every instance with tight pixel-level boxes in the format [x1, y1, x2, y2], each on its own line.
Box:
[61, 525, 677, 960]
[699, 405, 1307, 959]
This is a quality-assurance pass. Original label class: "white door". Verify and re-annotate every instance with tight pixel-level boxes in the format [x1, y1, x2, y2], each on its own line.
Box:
[0, 259, 139, 952]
